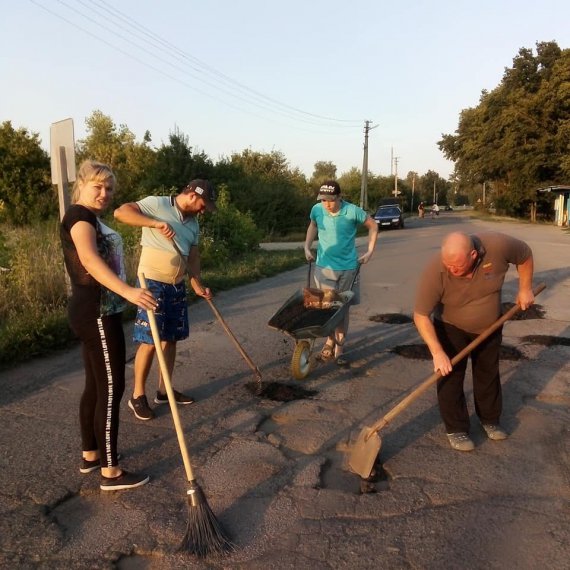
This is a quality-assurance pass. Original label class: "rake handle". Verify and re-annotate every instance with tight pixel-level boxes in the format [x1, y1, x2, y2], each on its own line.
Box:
[366, 282, 546, 438]
[139, 272, 195, 483]
[171, 241, 262, 382]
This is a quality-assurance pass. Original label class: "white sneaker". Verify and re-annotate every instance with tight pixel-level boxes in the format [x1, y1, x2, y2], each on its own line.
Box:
[482, 424, 508, 441]
[446, 432, 475, 451]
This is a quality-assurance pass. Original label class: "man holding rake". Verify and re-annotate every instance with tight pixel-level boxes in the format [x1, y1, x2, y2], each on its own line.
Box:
[114, 179, 216, 421]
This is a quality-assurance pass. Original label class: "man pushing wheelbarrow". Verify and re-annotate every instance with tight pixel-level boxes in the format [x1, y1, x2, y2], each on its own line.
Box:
[303, 180, 378, 366]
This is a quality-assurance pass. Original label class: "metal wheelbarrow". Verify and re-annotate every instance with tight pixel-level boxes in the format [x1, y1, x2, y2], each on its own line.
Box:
[268, 263, 359, 380]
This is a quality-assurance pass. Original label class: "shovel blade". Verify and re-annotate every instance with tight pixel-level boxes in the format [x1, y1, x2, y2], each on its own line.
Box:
[348, 427, 382, 479]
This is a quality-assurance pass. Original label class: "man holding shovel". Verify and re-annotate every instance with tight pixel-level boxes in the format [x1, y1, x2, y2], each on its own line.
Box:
[413, 231, 534, 451]
[304, 180, 378, 365]
[114, 180, 216, 421]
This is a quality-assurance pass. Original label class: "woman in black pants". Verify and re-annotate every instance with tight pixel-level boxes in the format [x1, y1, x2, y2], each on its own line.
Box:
[61, 160, 156, 491]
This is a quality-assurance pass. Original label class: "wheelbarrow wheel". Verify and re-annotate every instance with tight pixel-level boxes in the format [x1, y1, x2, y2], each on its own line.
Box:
[291, 341, 312, 380]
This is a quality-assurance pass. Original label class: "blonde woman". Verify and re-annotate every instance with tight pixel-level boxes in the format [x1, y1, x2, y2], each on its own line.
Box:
[60, 160, 156, 491]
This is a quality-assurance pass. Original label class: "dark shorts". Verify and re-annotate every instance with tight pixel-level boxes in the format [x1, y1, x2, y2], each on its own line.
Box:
[133, 278, 189, 344]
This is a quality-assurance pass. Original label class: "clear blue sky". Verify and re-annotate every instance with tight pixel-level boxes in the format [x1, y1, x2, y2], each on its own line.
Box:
[2, 0, 569, 180]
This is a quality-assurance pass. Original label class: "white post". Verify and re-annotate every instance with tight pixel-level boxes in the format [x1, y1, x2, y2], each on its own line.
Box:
[50, 119, 76, 293]
[411, 173, 415, 214]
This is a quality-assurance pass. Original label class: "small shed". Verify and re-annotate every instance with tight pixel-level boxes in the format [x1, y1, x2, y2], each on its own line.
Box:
[537, 185, 570, 227]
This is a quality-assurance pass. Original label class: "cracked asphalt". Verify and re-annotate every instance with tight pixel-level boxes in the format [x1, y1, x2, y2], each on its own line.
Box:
[1, 214, 569, 569]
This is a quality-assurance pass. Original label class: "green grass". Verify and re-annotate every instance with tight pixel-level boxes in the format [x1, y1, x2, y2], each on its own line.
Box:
[0, 232, 306, 369]
[0, 231, 9, 268]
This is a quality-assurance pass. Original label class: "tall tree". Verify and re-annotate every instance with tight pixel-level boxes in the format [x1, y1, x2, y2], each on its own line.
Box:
[310, 161, 337, 188]
[216, 149, 311, 236]
[0, 121, 54, 225]
[338, 167, 362, 205]
[76, 110, 157, 203]
[144, 128, 213, 194]
[439, 41, 569, 217]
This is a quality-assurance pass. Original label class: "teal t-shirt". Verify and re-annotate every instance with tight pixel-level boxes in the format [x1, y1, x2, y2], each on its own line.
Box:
[136, 195, 199, 255]
[310, 201, 367, 270]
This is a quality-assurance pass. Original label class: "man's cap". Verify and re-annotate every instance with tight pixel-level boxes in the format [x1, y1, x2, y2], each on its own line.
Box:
[317, 180, 341, 201]
[186, 179, 217, 211]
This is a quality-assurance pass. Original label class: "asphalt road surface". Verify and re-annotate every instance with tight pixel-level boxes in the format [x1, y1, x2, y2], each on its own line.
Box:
[1, 212, 568, 569]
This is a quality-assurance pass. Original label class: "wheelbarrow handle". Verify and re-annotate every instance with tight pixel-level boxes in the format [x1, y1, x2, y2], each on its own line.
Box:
[348, 263, 361, 291]
[366, 282, 546, 439]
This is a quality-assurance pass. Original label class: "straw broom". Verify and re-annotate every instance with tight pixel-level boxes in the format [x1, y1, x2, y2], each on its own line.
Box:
[139, 272, 233, 556]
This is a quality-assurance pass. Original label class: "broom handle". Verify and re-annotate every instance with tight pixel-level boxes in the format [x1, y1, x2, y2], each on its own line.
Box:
[367, 282, 546, 437]
[139, 272, 195, 483]
[171, 241, 262, 381]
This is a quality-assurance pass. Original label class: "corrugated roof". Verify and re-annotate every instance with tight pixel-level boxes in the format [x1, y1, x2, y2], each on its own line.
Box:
[537, 185, 570, 193]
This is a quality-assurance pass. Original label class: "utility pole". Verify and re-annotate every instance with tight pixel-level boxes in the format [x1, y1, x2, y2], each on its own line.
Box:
[360, 120, 377, 210]
[482, 182, 486, 205]
[411, 172, 416, 213]
[390, 146, 393, 176]
[393, 156, 400, 197]
[433, 180, 436, 204]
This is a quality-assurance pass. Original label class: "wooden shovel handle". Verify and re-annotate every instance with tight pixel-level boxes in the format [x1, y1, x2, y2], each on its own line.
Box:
[139, 272, 195, 482]
[367, 282, 546, 437]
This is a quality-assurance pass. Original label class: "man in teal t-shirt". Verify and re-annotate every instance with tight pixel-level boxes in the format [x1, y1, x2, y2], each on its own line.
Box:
[304, 180, 378, 365]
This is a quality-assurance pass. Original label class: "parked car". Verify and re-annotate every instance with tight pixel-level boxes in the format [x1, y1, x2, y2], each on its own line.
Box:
[373, 205, 404, 229]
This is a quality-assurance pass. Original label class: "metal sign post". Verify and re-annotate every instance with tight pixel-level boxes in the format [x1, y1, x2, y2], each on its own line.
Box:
[50, 119, 76, 293]
[50, 118, 76, 221]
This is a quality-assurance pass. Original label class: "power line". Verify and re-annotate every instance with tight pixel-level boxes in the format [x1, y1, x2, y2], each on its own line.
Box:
[30, 0, 362, 131]
[92, 0, 361, 126]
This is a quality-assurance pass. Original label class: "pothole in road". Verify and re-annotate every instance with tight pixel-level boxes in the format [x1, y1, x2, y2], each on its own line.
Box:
[391, 344, 431, 360]
[369, 313, 413, 324]
[357, 463, 391, 495]
[500, 345, 526, 360]
[521, 335, 570, 346]
[320, 458, 391, 494]
[245, 381, 318, 402]
[502, 303, 545, 319]
[391, 344, 526, 360]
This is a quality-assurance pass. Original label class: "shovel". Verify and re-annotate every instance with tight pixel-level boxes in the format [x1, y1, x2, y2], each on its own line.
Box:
[348, 282, 546, 479]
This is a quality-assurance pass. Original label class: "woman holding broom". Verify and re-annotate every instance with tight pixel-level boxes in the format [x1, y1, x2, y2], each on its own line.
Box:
[60, 160, 156, 491]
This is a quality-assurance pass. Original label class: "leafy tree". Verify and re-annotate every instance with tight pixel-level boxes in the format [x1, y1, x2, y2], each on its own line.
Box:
[77, 110, 132, 166]
[439, 41, 569, 217]
[338, 167, 362, 205]
[310, 161, 337, 189]
[216, 149, 311, 236]
[0, 121, 55, 225]
[417, 170, 450, 205]
[144, 128, 214, 194]
[199, 185, 261, 267]
[366, 174, 391, 209]
[76, 110, 157, 203]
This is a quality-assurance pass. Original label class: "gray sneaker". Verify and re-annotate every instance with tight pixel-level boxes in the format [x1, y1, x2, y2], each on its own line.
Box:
[482, 423, 508, 440]
[128, 395, 155, 421]
[446, 432, 475, 451]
